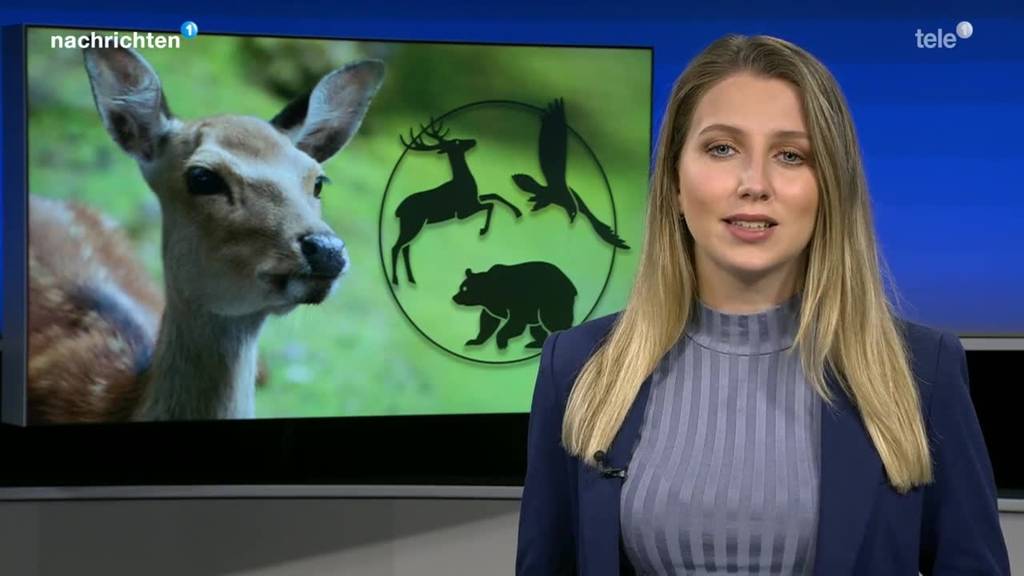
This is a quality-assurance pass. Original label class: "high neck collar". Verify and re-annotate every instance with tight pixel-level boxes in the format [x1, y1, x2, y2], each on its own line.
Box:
[684, 291, 802, 355]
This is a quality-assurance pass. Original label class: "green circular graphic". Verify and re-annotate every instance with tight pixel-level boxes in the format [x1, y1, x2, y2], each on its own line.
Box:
[378, 99, 624, 364]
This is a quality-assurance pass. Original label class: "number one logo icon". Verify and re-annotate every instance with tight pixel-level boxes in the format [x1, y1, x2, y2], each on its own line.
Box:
[181, 21, 199, 40]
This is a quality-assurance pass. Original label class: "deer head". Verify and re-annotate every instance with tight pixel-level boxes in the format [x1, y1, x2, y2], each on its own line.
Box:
[400, 117, 475, 155]
[83, 47, 385, 318]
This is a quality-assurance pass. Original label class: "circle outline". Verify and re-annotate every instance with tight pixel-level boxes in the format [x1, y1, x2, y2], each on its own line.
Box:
[377, 99, 622, 365]
[956, 21, 973, 40]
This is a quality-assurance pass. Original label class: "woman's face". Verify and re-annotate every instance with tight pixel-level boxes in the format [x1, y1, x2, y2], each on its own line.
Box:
[678, 72, 819, 295]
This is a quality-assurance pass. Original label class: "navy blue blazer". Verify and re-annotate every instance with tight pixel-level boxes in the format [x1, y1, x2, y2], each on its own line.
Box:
[516, 313, 1009, 575]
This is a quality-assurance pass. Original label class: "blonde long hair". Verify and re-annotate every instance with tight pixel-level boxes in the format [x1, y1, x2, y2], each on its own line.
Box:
[562, 34, 932, 493]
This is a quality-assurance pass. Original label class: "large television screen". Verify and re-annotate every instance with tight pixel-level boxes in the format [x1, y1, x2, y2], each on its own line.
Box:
[12, 26, 651, 425]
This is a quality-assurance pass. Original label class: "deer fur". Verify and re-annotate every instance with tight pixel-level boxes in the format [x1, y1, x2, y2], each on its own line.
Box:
[27, 47, 385, 423]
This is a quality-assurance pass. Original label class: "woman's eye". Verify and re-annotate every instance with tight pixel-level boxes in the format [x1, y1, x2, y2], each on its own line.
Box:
[186, 166, 229, 197]
[779, 150, 805, 165]
[708, 144, 734, 157]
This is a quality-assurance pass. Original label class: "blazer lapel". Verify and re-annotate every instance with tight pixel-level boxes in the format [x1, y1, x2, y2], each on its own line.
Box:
[579, 374, 653, 576]
[812, 369, 884, 575]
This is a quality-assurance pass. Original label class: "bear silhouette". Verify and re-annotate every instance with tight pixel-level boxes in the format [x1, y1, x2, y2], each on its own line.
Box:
[452, 262, 577, 350]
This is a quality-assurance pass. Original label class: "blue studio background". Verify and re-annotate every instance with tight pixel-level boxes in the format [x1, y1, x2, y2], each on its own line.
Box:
[2, 0, 1022, 337]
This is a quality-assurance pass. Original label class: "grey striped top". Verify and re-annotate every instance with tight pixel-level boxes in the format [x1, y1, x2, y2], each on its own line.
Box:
[620, 291, 821, 575]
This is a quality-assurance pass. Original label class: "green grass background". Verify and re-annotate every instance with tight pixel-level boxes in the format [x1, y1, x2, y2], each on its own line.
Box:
[27, 28, 651, 418]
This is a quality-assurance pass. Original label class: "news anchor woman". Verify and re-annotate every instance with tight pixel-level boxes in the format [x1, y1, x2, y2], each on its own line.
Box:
[516, 34, 1009, 575]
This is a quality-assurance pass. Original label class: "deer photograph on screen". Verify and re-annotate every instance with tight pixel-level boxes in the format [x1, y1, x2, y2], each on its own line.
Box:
[21, 27, 652, 424]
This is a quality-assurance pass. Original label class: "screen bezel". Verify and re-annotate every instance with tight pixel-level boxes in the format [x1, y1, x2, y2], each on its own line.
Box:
[1, 23, 653, 492]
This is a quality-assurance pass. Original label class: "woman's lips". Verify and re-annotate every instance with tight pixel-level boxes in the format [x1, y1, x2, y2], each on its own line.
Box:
[723, 219, 776, 242]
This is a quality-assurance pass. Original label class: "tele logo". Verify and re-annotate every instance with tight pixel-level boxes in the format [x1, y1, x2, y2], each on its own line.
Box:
[916, 21, 973, 48]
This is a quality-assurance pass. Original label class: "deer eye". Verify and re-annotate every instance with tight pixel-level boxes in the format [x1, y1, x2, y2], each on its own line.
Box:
[186, 167, 229, 197]
[313, 175, 331, 199]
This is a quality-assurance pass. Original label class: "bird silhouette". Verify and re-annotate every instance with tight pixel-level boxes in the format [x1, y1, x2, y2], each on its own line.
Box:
[512, 98, 629, 250]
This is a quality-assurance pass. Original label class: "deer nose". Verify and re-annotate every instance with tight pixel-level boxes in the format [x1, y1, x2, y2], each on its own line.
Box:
[299, 233, 346, 278]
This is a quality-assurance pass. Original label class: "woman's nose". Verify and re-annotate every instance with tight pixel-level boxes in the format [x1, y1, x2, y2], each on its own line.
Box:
[738, 155, 771, 199]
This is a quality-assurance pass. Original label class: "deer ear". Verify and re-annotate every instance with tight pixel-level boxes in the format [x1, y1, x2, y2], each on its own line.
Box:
[270, 60, 385, 163]
[83, 47, 174, 162]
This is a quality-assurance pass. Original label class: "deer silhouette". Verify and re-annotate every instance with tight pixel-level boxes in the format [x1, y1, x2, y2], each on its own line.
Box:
[391, 118, 522, 285]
